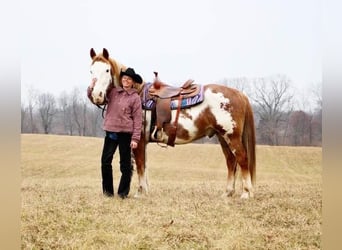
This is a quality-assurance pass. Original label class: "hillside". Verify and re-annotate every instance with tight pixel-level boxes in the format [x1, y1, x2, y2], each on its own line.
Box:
[21, 134, 322, 249]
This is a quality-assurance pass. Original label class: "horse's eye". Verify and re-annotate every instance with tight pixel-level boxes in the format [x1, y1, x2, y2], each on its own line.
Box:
[106, 69, 109, 73]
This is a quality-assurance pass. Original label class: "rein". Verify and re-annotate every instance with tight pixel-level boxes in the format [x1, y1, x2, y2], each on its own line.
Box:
[96, 104, 107, 119]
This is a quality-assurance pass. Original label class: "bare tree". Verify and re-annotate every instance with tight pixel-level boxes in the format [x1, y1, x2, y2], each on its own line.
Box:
[287, 110, 312, 146]
[251, 74, 294, 145]
[58, 91, 75, 135]
[70, 87, 87, 136]
[311, 109, 322, 146]
[312, 81, 322, 111]
[311, 86, 322, 146]
[86, 103, 104, 137]
[21, 104, 28, 133]
[220, 77, 251, 94]
[25, 86, 39, 133]
[310, 81, 322, 146]
[37, 92, 57, 134]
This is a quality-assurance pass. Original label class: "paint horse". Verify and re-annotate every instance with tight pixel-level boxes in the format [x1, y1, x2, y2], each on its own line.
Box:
[88, 48, 256, 199]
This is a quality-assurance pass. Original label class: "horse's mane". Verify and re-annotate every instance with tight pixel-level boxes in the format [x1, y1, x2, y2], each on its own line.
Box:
[134, 82, 145, 95]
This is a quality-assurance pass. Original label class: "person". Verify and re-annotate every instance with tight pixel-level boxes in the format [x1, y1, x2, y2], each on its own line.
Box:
[87, 67, 143, 198]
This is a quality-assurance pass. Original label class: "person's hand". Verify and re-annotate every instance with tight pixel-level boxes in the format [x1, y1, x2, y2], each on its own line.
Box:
[130, 141, 138, 149]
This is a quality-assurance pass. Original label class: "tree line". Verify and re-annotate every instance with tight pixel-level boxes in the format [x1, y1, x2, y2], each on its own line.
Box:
[21, 74, 322, 146]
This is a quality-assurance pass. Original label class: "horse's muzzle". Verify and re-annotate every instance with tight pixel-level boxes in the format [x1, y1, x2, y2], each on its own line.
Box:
[91, 91, 106, 105]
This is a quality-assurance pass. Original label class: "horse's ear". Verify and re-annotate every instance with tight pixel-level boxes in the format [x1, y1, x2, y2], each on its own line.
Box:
[103, 48, 109, 60]
[90, 48, 96, 59]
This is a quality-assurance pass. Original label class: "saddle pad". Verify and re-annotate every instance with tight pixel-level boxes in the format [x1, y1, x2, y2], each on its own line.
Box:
[142, 84, 204, 110]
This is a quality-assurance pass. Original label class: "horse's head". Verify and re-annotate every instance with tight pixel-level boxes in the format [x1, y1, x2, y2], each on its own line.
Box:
[89, 48, 126, 104]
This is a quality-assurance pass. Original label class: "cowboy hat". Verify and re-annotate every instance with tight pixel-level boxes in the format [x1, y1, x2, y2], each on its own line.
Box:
[120, 68, 143, 84]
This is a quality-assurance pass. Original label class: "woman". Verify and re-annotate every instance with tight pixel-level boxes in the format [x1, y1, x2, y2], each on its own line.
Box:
[87, 67, 143, 198]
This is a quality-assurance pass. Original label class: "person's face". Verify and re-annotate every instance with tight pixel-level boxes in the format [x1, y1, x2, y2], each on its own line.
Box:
[121, 75, 134, 88]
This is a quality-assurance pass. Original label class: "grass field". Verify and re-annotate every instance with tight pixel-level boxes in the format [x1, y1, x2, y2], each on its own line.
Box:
[21, 134, 322, 249]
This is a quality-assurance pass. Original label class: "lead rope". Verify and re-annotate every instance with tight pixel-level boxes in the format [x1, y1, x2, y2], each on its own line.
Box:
[96, 104, 107, 119]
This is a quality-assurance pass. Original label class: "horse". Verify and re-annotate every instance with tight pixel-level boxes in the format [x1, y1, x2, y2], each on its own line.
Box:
[88, 48, 256, 199]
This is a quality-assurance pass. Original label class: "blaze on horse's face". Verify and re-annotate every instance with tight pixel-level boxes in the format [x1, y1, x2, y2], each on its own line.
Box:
[90, 60, 112, 105]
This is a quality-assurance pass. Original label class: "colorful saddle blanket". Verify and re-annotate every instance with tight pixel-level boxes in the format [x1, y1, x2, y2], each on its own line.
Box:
[142, 83, 204, 110]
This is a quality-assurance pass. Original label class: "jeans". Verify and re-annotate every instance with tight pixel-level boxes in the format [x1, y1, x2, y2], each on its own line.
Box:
[101, 131, 133, 197]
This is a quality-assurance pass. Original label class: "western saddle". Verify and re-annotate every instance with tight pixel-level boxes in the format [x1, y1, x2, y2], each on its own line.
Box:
[147, 72, 201, 146]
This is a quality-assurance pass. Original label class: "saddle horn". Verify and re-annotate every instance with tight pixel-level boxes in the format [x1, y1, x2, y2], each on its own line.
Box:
[153, 71, 161, 89]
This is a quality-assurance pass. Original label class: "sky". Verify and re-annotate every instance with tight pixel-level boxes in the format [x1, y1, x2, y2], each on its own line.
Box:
[21, 0, 322, 106]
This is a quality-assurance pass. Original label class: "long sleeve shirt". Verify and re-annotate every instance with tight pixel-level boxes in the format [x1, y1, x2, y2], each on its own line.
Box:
[87, 86, 142, 143]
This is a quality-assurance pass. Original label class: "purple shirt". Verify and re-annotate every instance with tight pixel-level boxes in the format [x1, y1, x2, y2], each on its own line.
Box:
[88, 86, 142, 143]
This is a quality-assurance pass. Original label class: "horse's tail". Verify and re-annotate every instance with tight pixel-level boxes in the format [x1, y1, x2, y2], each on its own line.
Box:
[242, 98, 256, 184]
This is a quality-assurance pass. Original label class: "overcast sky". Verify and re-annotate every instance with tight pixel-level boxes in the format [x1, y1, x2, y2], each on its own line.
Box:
[21, 0, 321, 105]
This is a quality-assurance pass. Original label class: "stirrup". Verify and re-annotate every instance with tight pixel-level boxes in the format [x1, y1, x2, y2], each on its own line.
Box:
[151, 126, 163, 141]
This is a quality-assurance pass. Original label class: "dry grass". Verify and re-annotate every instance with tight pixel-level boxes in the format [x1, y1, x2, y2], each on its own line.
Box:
[21, 134, 322, 249]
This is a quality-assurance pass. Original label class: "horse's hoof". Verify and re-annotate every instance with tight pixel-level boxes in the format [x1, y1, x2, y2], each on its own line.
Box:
[240, 192, 250, 199]
[221, 191, 234, 198]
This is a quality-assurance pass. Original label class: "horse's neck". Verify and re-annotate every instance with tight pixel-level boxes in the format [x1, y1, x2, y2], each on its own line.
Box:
[109, 58, 126, 87]
[135, 82, 145, 95]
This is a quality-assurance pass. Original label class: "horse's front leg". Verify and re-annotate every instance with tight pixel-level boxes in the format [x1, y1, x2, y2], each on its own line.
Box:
[132, 138, 149, 198]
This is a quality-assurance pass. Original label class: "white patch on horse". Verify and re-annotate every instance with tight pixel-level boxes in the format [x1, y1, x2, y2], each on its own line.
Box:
[134, 168, 149, 198]
[173, 107, 199, 137]
[172, 100, 213, 143]
[205, 88, 236, 135]
[90, 61, 112, 99]
[167, 88, 236, 143]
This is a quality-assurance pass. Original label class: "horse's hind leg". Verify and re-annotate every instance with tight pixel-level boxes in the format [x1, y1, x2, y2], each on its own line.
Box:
[132, 139, 149, 198]
[217, 135, 237, 197]
[230, 138, 254, 199]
